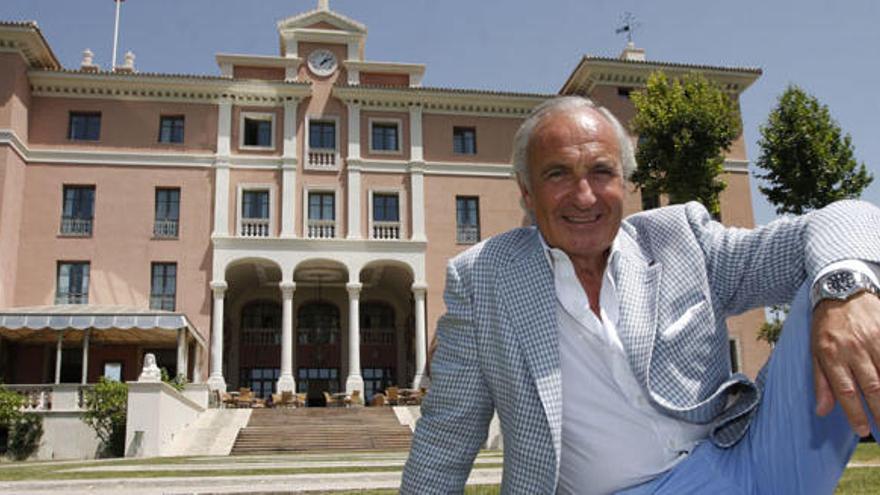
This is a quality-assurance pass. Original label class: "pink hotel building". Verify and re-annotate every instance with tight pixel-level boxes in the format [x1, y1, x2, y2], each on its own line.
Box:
[0, 2, 768, 404]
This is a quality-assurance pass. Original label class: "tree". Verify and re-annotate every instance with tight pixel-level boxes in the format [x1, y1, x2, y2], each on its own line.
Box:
[757, 304, 785, 345]
[83, 377, 128, 457]
[631, 72, 741, 217]
[755, 85, 872, 215]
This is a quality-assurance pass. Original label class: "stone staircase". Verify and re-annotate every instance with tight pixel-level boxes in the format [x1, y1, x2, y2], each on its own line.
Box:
[230, 407, 413, 455]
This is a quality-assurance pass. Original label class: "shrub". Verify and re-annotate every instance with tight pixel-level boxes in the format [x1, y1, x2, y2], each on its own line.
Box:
[83, 377, 128, 457]
[7, 413, 43, 460]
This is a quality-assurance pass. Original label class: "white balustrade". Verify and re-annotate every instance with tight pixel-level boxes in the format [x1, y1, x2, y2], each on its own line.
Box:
[371, 221, 401, 240]
[240, 218, 270, 237]
[307, 219, 336, 239]
[307, 150, 337, 169]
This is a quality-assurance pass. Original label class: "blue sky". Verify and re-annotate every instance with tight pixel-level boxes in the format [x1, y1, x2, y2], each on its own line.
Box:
[4, 0, 878, 226]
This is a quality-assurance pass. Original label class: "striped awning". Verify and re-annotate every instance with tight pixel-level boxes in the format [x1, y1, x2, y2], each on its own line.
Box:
[0, 305, 205, 347]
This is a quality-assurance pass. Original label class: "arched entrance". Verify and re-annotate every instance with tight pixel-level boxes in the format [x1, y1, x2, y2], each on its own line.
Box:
[360, 302, 397, 402]
[297, 301, 341, 406]
[239, 300, 281, 399]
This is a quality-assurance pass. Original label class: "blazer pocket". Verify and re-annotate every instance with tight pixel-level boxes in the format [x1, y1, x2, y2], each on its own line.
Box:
[659, 301, 708, 341]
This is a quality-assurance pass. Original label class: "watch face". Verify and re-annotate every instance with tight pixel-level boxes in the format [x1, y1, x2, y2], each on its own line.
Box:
[825, 271, 856, 296]
[308, 49, 337, 76]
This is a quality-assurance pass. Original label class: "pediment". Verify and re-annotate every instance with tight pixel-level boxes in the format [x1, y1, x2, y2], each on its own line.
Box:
[276, 9, 366, 34]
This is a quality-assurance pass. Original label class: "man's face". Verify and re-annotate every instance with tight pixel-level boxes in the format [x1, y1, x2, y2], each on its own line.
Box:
[520, 107, 625, 268]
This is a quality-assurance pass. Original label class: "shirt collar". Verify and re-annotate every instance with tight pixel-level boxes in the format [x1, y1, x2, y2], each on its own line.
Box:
[537, 229, 623, 271]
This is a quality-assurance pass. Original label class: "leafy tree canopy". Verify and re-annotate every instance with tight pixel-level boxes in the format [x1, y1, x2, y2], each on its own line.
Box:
[755, 85, 872, 215]
[631, 72, 741, 217]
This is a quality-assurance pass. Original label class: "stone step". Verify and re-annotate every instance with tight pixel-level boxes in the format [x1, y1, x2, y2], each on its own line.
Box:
[230, 407, 413, 455]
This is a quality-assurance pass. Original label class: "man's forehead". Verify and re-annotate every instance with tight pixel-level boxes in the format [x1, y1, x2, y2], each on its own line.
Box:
[529, 107, 618, 156]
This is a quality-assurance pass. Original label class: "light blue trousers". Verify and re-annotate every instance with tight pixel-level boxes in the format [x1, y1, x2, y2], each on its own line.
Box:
[618, 284, 871, 494]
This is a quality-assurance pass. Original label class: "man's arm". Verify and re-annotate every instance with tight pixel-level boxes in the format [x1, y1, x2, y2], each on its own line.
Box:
[400, 259, 494, 494]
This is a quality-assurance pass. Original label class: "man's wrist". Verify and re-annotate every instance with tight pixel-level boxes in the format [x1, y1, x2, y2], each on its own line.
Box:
[811, 267, 880, 310]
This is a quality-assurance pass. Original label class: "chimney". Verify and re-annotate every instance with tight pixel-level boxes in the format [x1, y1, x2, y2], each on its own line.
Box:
[114, 50, 136, 73]
[80, 48, 100, 72]
[619, 41, 646, 62]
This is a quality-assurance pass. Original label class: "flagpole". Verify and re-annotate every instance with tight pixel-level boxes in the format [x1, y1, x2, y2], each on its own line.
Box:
[111, 0, 122, 70]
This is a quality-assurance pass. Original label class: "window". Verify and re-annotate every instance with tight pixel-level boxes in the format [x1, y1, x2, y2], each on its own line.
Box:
[68, 112, 101, 141]
[240, 189, 270, 237]
[154, 188, 180, 238]
[363, 367, 395, 403]
[617, 87, 633, 98]
[453, 127, 477, 155]
[158, 115, 184, 144]
[56, 262, 90, 304]
[103, 362, 123, 382]
[150, 263, 177, 311]
[60, 186, 95, 236]
[456, 196, 480, 244]
[371, 122, 399, 152]
[307, 191, 335, 238]
[241, 113, 274, 148]
[309, 120, 336, 150]
[240, 368, 280, 399]
[296, 367, 340, 396]
[297, 303, 340, 345]
[372, 194, 399, 222]
[242, 190, 269, 219]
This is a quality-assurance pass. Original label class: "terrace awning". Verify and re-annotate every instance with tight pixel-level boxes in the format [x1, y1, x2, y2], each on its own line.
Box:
[0, 305, 205, 348]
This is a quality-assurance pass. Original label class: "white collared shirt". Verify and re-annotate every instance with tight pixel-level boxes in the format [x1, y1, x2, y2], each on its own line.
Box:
[545, 235, 711, 495]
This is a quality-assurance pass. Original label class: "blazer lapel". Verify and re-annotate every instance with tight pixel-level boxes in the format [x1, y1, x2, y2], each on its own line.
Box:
[499, 230, 563, 466]
[612, 232, 661, 384]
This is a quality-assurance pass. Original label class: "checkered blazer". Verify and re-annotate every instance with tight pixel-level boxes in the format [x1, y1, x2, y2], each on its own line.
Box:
[401, 200, 880, 494]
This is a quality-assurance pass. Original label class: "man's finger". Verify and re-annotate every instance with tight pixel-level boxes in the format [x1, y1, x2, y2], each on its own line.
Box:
[851, 354, 880, 433]
[820, 358, 870, 436]
[813, 356, 835, 416]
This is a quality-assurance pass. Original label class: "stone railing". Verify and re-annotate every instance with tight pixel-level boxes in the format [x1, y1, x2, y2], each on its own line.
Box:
[240, 218, 270, 237]
[307, 219, 336, 239]
[371, 221, 401, 240]
[307, 149, 337, 170]
[153, 219, 179, 238]
[5, 384, 92, 411]
[60, 217, 93, 236]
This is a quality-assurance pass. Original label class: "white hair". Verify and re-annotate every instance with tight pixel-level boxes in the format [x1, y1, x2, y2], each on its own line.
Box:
[512, 96, 637, 192]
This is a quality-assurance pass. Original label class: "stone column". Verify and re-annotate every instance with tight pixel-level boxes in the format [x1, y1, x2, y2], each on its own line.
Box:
[281, 99, 298, 238]
[54, 331, 63, 384]
[207, 281, 228, 391]
[277, 281, 297, 393]
[81, 329, 90, 384]
[176, 328, 188, 381]
[345, 282, 364, 394]
[412, 283, 428, 388]
[409, 105, 426, 242]
[347, 102, 362, 239]
[213, 99, 232, 236]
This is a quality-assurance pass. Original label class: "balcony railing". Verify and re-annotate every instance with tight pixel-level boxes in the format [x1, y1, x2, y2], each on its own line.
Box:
[307, 219, 336, 239]
[55, 292, 88, 305]
[242, 327, 280, 346]
[361, 328, 395, 345]
[297, 327, 339, 345]
[307, 149, 337, 170]
[60, 217, 93, 236]
[5, 384, 92, 411]
[371, 221, 401, 240]
[456, 224, 480, 244]
[240, 218, 270, 237]
[153, 219, 179, 238]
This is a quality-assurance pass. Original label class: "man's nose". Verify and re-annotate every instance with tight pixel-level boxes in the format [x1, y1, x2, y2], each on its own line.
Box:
[572, 176, 596, 207]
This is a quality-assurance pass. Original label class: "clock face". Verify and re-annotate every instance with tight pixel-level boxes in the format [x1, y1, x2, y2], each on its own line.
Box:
[308, 49, 337, 77]
[825, 271, 856, 295]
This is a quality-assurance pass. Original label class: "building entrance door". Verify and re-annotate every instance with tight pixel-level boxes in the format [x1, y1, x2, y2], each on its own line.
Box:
[296, 302, 341, 406]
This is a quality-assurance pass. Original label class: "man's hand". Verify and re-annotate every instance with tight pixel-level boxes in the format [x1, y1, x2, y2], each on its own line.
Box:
[812, 292, 880, 437]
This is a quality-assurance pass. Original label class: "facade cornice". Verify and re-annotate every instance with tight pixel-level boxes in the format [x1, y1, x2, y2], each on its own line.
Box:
[333, 86, 548, 117]
[560, 56, 762, 96]
[344, 60, 425, 76]
[212, 236, 427, 254]
[0, 21, 60, 69]
[28, 70, 311, 105]
[216, 53, 303, 69]
[276, 9, 367, 34]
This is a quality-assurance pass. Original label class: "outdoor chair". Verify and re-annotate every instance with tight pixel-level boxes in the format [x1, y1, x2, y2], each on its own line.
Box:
[221, 392, 236, 409]
[370, 393, 387, 407]
[385, 386, 400, 405]
[344, 389, 362, 407]
[236, 388, 255, 408]
[323, 391, 340, 407]
[295, 393, 307, 407]
[279, 391, 296, 408]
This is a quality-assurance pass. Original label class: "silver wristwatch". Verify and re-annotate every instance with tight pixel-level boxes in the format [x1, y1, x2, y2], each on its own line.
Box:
[810, 269, 880, 309]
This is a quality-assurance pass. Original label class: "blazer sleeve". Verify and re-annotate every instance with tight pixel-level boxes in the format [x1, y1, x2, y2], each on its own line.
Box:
[400, 259, 495, 494]
[684, 199, 880, 315]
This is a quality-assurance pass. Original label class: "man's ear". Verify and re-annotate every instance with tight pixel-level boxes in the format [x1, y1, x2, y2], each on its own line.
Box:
[517, 175, 533, 210]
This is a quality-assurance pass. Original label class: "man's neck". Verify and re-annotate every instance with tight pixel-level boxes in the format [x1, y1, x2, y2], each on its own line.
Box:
[571, 251, 609, 317]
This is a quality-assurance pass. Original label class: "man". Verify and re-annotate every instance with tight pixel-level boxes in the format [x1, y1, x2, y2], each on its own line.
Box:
[401, 96, 880, 494]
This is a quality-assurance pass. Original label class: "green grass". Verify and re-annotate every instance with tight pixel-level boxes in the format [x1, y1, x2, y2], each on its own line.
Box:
[849, 443, 880, 464]
[837, 467, 880, 494]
